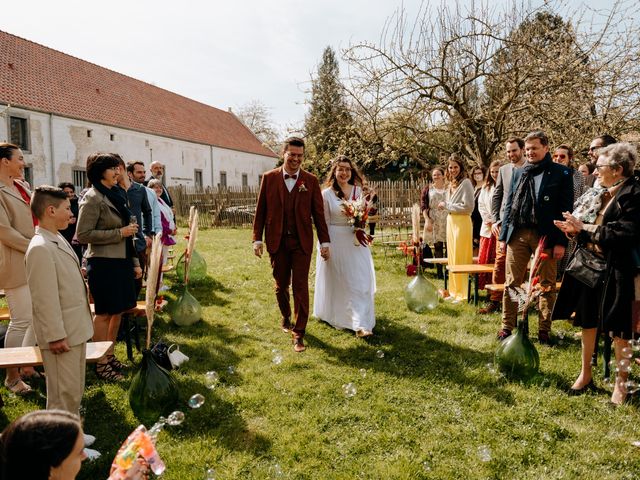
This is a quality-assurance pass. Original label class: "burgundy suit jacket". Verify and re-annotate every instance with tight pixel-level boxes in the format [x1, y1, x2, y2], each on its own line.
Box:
[253, 167, 330, 255]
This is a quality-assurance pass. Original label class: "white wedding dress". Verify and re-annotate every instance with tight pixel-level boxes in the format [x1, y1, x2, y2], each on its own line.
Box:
[313, 186, 376, 333]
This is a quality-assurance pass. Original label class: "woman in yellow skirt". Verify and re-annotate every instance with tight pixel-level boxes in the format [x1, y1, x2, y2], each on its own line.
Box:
[437, 154, 475, 301]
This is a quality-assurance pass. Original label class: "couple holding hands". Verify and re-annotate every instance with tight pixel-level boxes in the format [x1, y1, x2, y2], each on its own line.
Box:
[252, 137, 376, 352]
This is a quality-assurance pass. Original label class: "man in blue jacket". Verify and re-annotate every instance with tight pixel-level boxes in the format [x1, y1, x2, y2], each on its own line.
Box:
[497, 131, 573, 344]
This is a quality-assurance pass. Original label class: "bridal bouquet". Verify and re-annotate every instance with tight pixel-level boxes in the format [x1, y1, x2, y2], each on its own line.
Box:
[341, 192, 375, 247]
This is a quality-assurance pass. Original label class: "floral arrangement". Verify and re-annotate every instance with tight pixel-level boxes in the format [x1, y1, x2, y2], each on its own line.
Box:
[398, 204, 424, 276]
[341, 189, 376, 247]
[507, 236, 552, 315]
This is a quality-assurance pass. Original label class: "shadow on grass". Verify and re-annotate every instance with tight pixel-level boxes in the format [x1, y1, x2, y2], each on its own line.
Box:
[152, 323, 272, 455]
[309, 316, 516, 405]
[174, 376, 272, 455]
[169, 275, 232, 307]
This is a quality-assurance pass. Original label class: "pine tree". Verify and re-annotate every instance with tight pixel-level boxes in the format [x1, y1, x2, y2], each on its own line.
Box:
[304, 47, 353, 176]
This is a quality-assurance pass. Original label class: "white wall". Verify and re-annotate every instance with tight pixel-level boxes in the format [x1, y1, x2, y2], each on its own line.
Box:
[1, 105, 277, 188]
[212, 146, 277, 187]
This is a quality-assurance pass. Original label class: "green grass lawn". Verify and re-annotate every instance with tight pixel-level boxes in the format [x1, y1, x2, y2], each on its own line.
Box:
[2, 228, 640, 479]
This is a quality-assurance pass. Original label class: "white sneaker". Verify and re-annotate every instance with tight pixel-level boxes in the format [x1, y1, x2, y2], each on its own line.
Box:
[83, 448, 101, 461]
[83, 433, 96, 447]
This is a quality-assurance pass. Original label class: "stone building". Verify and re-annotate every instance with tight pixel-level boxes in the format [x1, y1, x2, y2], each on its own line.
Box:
[0, 30, 278, 190]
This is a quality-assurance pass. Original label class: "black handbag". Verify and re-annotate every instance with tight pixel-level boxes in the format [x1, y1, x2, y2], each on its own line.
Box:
[565, 246, 606, 289]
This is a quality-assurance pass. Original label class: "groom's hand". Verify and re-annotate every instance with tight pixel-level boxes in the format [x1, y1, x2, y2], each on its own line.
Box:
[253, 243, 263, 258]
[320, 246, 330, 261]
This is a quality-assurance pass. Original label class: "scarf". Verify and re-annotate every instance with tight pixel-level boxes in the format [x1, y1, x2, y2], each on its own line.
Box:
[93, 180, 133, 226]
[572, 177, 627, 224]
[93, 180, 136, 258]
[508, 153, 551, 229]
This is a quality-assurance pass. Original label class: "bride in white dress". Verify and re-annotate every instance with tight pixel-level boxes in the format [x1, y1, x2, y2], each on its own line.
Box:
[313, 155, 376, 336]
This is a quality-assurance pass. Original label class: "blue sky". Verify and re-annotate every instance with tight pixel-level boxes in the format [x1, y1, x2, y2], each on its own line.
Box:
[1, 0, 626, 134]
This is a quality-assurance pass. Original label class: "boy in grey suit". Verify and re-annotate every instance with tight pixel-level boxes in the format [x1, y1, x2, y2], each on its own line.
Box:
[25, 186, 94, 415]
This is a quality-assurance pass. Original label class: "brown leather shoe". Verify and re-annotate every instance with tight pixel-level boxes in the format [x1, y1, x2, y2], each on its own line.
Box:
[293, 337, 306, 353]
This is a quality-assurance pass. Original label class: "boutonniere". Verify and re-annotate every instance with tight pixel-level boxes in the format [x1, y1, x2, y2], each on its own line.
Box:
[298, 181, 308, 192]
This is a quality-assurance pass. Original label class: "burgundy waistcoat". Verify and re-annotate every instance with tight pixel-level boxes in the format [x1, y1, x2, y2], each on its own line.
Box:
[283, 182, 298, 237]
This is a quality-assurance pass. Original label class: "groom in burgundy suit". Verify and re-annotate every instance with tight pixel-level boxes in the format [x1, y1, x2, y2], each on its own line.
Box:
[252, 137, 330, 352]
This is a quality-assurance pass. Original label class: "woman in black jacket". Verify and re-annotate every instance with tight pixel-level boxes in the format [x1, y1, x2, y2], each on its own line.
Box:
[554, 142, 640, 405]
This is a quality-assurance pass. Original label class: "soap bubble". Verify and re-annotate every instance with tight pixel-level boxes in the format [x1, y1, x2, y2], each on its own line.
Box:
[422, 461, 431, 471]
[419, 324, 427, 334]
[618, 359, 631, 373]
[632, 440, 640, 448]
[603, 377, 615, 389]
[477, 445, 492, 462]
[359, 368, 367, 378]
[273, 354, 283, 365]
[167, 410, 185, 426]
[188, 393, 205, 409]
[272, 463, 283, 477]
[375, 350, 385, 359]
[204, 371, 219, 390]
[621, 347, 633, 359]
[227, 365, 236, 375]
[205, 467, 216, 479]
[243, 323, 251, 332]
[342, 383, 357, 398]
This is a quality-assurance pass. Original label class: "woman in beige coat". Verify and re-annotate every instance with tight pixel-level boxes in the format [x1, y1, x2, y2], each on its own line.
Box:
[0, 143, 37, 394]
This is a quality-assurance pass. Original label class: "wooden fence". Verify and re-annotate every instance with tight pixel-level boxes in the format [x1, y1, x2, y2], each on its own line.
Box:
[169, 179, 424, 230]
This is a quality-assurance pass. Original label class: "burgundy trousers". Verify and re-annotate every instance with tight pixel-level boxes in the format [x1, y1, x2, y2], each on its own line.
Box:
[269, 235, 312, 339]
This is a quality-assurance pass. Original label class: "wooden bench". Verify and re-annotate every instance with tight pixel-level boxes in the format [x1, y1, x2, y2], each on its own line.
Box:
[0, 341, 112, 368]
[446, 264, 495, 305]
[424, 257, 479, 289]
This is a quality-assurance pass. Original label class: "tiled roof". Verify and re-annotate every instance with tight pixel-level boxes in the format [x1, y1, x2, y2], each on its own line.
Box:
[0, 30, 277, 158]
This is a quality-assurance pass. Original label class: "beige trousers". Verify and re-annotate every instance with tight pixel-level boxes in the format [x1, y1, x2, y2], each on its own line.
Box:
[41, 343, 87, 416]
[501, 228, 557, 333]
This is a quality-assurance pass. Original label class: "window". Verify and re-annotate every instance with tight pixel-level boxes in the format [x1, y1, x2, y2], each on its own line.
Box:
[242, 173, 248, 188]
[72, 168, 87, 191]
[110, 133, 115, 141]
[219, 171, 227, 188]
[22, 165, 33, 187]
[87, 130, 92, 138]
[10, 116, 29, 151]
[194, 169, 203, 189]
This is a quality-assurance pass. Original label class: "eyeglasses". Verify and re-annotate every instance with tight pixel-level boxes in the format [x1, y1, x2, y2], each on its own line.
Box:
[594, 164, 612, 170]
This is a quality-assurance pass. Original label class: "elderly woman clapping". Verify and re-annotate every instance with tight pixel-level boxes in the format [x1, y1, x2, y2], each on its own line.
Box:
[553, 142, 640, 405]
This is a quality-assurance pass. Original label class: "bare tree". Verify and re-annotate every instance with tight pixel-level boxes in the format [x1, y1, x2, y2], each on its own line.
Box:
[344, 0, 640, 168]
[235, 100, 281, 153]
